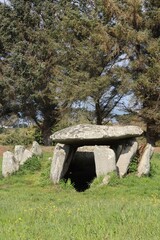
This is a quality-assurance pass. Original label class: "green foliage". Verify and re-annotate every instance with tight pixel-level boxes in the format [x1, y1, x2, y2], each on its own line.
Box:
[34, 127, 43, 145]
[16, 156, 41, 175]
[0, 127, 35, 145]
[59, 178, 75, 191]
[127, 156, 139, 174]
[0, 0, 159, 144]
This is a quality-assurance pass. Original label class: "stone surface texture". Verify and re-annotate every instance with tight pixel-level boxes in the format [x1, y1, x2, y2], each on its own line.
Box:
[116, 139, 138, 177]
[137, 143, 154, 177]
[20, 149, 33, 165]
[94, 146, 116, 176]
[50, 143, 77, 183]
[31, 141, 42, 156]
[102, 175, 111, 185]
[14, 145, 25, 164]
[2, 151, 17, 177]
[51, 124, 143, 145]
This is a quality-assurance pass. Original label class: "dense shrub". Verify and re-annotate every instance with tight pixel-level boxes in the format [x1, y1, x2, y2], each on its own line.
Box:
[0, 127, 36, 145]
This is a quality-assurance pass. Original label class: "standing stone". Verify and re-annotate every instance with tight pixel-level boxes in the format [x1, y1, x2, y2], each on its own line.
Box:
[31, 141, 42, 156]
[14, 145, 25, 169]
[137, 143, 154, 177]
[20, 149, 33, 165]
[14, 145, 25, 163]
[50, 143, 77, 183]
[116, 139, 138, 177]
[2, 151, 17, 177]
[94, 146, 116, 177]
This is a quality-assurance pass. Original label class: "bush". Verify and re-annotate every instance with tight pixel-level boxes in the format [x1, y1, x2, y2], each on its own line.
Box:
[0, 127, 36, 145]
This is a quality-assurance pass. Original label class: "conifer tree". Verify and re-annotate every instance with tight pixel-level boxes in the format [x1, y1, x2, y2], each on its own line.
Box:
[55, 0, 131, 125]
[0, 0, 64, 144]
[125, 0, 160, 145]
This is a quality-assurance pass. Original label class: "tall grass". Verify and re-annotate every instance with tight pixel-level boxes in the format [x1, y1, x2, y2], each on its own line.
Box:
[0, 152, 160, 240]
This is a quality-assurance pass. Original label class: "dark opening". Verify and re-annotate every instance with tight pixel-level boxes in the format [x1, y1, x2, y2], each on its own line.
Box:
[64, 150, 96, 192]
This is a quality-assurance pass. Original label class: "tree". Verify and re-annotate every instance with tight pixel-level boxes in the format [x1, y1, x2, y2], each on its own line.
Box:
[125, 0, 160, 145]
[55, 0, 132, 125]
[0, 0, 66, 145]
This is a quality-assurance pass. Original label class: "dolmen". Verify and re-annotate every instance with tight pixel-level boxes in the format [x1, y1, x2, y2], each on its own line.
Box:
[50, 124, 153, 184]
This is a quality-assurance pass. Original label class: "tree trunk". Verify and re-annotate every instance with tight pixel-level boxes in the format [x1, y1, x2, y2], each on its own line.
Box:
[146, 122, 157, 146]
[95, 101, 103, 125]
[42, 127, 52, 146]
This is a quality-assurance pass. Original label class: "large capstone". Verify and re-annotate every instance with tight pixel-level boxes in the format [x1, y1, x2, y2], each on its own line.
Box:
[51, 124, 143, 145]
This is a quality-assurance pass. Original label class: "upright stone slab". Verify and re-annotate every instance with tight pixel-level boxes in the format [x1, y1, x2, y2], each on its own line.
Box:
[20, 149, 33, 165]
[31, 141, 42, 156]
[2, 151, 17, 177]
[94, 146, 116, 176]
[50, 143, 77, 183]
[14, 145, 25, 170]
[116, 139, 138, 177]
[137, 143, 154, 177]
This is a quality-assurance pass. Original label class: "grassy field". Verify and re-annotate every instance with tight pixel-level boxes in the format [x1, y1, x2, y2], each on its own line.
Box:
[0, 150, 160, 240]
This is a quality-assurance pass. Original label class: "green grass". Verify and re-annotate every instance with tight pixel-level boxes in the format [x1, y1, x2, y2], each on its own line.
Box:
[0, 151, 160, 240]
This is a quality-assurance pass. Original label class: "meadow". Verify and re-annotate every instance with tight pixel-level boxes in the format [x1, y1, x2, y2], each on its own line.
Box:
[0, 149, 160, 240]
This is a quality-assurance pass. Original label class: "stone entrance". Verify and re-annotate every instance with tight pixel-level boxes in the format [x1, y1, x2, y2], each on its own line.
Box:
[64, 146, 96, 191]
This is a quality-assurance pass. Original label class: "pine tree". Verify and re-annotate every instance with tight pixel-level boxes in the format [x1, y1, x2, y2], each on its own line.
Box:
[55, 0, 131, 125]
[0, 0, 64, 144]
[127, 0, 160, 145]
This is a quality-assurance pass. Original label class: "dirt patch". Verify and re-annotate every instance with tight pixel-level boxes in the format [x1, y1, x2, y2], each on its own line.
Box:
[154, 147, 160, 153]
[0, 146, 14, 157]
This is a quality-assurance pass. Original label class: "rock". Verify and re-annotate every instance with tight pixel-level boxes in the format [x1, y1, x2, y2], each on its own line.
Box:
[102, 175, 111, 185]
[94, 146, 116, 176]
[50, 124, 143, 145]
[116, 139, 138, 177]
[20, 149, 33, 165]
[14, 145, 25, 164]
[2, 151, 17, 177]
[31, 141, 42, 156]
[137, 143, 154, 177]
[50, 143, 77, 183]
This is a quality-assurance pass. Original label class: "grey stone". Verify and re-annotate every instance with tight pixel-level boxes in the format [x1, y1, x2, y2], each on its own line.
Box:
[94, 146, 116, 176]
[137, 143, 154, 177]
[116, 139, 138, 177]
[20, 149, 33, 165]
[102, 175, 111, 185]
[50, 124, 143, 145]
[14, 145, 25, 165]
[50, 143, 77, 183]
[2, 151, 17, 177]
[31, 141, 42, 156]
